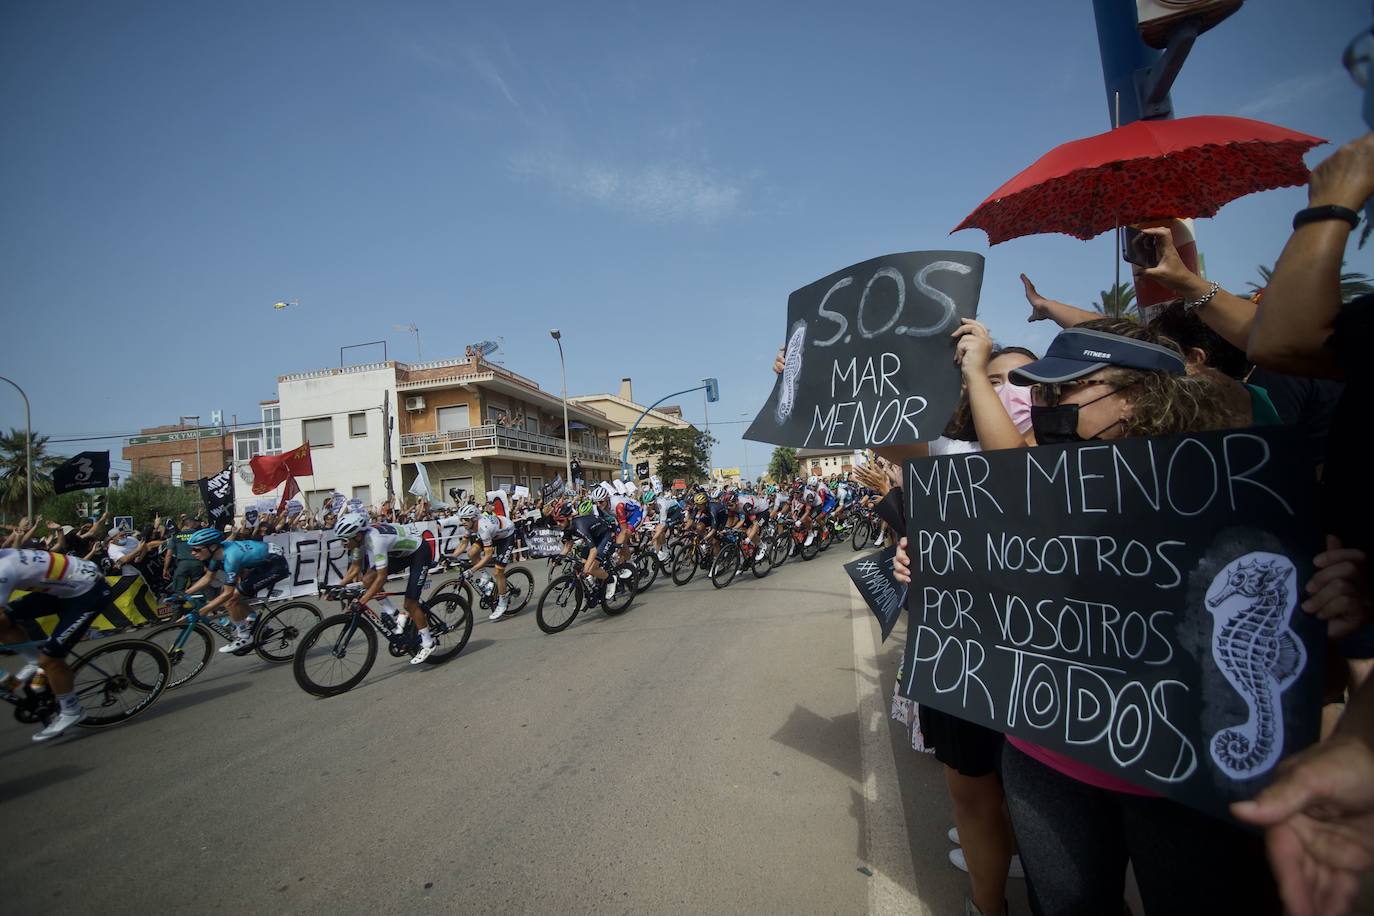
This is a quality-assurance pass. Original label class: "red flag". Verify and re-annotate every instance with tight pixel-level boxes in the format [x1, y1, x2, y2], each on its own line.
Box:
[249, 443, 314, 495]
[276, 475, 301, 512]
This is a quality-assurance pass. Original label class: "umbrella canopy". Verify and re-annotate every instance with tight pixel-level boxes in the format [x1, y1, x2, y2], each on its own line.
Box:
[953, 115, 1324, 245]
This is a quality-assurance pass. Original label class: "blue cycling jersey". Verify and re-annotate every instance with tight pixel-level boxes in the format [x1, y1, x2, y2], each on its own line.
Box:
[216, 540, 272, 585]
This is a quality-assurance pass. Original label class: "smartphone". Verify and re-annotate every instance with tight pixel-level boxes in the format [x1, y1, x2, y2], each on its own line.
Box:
[1122, 227, 1159, 268]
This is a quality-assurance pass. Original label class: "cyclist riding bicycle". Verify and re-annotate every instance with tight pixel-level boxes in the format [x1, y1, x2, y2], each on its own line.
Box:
[455, 504, 518, 621]
[333, 512, 438, 664]
[607, 484, 643, 565]
[0, 548, 111, 741]
[559, 493, 622, 599]
[183, 528, 291, 655]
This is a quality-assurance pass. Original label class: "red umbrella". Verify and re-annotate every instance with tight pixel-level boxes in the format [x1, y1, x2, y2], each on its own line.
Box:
[952, 115, 1324, 245]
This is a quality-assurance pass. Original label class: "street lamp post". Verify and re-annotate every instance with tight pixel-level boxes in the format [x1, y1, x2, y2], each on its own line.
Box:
[180, 415, 202, 483]
[701, 380, 712, 480]
[549, 330, 572, 488]
[0, 375, 33, 519]
[739, 412, 751, 485]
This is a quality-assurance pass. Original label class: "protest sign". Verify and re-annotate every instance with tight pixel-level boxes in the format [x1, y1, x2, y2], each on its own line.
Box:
[53, 451, 110, 493]
[745, 251, 984, 449]
[898, 427, 1325, 817]
[541, 475, 566, 500]
[845, 545, 904, 642]
[636, 461, 650, 481]
[524, 527, 564, 558]
[199, 466, 235, 528]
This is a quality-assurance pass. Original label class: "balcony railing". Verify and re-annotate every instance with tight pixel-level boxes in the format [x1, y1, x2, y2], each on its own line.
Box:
[399, 424, 615, 465]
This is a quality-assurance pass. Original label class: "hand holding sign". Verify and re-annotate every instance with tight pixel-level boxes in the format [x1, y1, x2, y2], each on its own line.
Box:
[746, 251, 984, 449]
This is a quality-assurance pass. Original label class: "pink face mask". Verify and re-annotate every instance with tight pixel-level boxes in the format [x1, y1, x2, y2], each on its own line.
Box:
[994, 382, 1034, 433]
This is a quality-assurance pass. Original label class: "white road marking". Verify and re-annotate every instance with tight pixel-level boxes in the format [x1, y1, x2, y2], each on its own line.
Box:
[851, 584, 929, 916]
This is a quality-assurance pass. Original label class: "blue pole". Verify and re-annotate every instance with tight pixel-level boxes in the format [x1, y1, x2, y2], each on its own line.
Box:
[620, 385, 708, 481]
[1092, 0, 1169, 126]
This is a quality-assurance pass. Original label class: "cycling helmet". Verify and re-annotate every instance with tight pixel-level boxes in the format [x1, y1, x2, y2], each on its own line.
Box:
[693, 493, 708, 507]
[722, 490, 738, 506]
[577, 498, 595, 516]
[808, 476, 820, 487]
[456, 504, 480, 522]
[186, 527, 225, 548]
[333, 512, 370, 540]
[550, 500, 575, 520]
[591, 483, 612, 502]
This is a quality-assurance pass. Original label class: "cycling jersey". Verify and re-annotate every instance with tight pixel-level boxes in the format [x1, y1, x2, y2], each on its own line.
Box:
[216, 540, 276, 586]
[476, 513, 515, 546]
[705, 501, 729, 529]
[360, 523, 426, 571]
[0, 549, 101, 607]
[611, 495, 643, 531]
[566, 512, 616, 555]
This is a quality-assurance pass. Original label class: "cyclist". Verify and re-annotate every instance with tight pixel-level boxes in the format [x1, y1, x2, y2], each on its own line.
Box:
[607, 484, 643, 566]
[792, 482, 822, 547]
[455, 504, 518, 621]
[555, 496, 620, 600]
[333, 512, 437, 664]
[650, 490, 680, 563]
[0, 548, 111, 741]
[738, 491, 768, 556]
[184, 528, 290, 654]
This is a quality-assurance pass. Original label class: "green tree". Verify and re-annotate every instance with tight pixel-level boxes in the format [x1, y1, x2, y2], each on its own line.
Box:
[1250, 262, 1374, 302]
[40, 471, 203, 529]
[768, 446, 798, 483]
[1092, 282, 1137, 320]
[0, 427, 62, 521]
[636, 426, 714, 486]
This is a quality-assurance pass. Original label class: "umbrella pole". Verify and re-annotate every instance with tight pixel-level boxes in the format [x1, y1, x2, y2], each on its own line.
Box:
[1113, 92, 1122, 318]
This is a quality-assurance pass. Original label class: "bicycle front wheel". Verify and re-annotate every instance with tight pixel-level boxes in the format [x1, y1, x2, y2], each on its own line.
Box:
[293, 614, 377, 697]
[750, 540, 773, 579]
[144, 621, 213, 690]
[536, 575, 582, 634]
[254, 601, 323, 663]
[75, 640, 170, 727]
[419, 593, 472, 664]
[501, 567, 535, 614]
[711, 544, 741, 589]
[670, 542, 698, 586]
[852, 518, 871, 551]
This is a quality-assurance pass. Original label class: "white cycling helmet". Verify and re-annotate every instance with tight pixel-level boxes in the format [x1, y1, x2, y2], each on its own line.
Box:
[333, 512, 369, 540]
[456, 504, 480, 522]
[808, 476, 820, 488]
[591, 483, 613, 502]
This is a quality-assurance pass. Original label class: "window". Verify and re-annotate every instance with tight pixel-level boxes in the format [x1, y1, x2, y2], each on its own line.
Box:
[440, 477, 473, 503]
[303, 417, 333, 447]
[306, 489, 333, 512]
[486, 404, 509, 426]
[262, 406, 282, 453]
[235, 433, 261, 462]
[170, 460, 182, 487]
[491, 475, 515, 492]
[529, 476, 543, 493]
[436, 405, 469, 434]
[524, 413, 540, 435]
[349, 412, 367, 437]
[352, 485, 371, 505]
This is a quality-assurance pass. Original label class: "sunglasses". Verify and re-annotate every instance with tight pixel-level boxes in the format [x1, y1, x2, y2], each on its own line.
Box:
[1029, 378, 1113, 408]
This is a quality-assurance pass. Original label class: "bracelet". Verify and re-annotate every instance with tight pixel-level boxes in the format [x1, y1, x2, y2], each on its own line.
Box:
[1293, 205, 1361, 231]
[1183, 281, 1220, 313]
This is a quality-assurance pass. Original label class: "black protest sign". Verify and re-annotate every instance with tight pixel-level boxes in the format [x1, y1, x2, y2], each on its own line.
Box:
[53, 451, 110, 493]
[541, 475, 566, 500]
[524, 527, 564, 558]
[898, 427, 1325, 818]
[845, 545, 905, 642]
[745, 251, 984, 449]
[636, 461, 650, 481]
[198, 466, 236, 528]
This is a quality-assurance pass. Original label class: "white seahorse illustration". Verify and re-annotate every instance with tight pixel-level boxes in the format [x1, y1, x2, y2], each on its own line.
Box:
[775, 320, 806, 424]
[1204, 551, 1305, 779]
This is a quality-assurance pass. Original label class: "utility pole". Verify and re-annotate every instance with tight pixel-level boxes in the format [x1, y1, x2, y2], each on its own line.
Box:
[382, 392, 394, 503]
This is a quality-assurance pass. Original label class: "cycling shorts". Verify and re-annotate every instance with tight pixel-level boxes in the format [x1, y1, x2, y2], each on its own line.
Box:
[590, 531, 615, 559]
[487, 534, 515, 567]
[235, 553, 291, 599]
[5, 580, 112, 660]
[384, 540, 434, 601]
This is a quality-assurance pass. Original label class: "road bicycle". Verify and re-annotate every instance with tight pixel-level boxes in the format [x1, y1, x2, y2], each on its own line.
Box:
[2, 634, 170, 731]
[142, 589, 323, 690]
[535, 552, 636, 634]
[429, 555, 534, 618]
[292, 583, 472, 697]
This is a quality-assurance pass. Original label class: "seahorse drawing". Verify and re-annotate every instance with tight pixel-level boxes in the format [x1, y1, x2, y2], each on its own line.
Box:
[775, 320, 806, 424]
[1204, 551, 1305, 779]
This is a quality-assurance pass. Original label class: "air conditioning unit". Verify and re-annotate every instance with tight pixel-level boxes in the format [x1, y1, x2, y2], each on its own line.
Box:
[1137, 0, 1242, 49]
[404, 396, 426, 411]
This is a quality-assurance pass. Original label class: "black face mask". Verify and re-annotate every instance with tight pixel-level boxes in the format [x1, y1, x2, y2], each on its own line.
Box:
[1030, 385, 1129, 445]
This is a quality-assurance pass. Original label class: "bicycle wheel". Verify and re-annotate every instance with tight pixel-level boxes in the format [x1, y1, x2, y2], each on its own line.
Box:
[431, 574, 475, 609]
[293, 614, 377, 697]
[500, 567, 535, 614]
[419, 593, 472, 664]
[254, 601, 323, 663]
[75, 640, 170, 727]
[750, 540, 773, 579]
[634, 549, 659, 592]
[536, 575, 583, 634]
[711, 544, 741, 589]
[670, 542, 698, 586]
[851, 518, 871, 551]
[602, 569, 636, 615]
[769, 532, 791, 569]
[801, 534, 821, 561]
[143, 621, 213, 690]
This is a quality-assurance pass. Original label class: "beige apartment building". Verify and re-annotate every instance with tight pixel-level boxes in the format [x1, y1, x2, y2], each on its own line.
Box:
[569, 378, 694, 482]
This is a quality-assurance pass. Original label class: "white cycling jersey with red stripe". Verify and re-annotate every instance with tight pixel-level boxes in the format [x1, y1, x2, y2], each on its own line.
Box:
[0, 549, 101, 607]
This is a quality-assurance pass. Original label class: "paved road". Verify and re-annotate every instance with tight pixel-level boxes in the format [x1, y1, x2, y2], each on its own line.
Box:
[0, 547, 1026, 915]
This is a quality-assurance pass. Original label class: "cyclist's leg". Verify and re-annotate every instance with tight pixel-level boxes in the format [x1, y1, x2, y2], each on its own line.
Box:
[28, 583, 109, 735]
[403, 544, 432, 632]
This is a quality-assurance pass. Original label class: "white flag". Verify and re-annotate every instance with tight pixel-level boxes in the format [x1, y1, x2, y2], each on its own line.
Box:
[409, 462, 435, 502]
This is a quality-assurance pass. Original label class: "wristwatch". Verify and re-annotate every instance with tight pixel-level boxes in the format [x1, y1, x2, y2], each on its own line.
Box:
[1293, 205, 1361, 231]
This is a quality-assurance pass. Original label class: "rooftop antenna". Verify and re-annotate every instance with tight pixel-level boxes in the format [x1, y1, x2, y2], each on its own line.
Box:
[394, 324, 422, 360]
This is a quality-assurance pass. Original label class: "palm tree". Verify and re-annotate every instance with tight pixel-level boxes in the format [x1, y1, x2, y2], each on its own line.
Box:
[1250, 262, 1374, 302]
[0, 428, 61, 521]
[1093, 282, 1137, 320]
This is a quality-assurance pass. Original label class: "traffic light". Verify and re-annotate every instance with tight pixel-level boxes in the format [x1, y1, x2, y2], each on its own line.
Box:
[90, 492, 105, 518]
[703, 377, 720, 403]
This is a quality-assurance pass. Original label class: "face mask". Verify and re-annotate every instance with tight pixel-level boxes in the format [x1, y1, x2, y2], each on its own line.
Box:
[1029, 385, 1127, 445]
[994, 382, 1034, 433]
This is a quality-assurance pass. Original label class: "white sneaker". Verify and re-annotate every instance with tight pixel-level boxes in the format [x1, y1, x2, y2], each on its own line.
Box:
[804, 532, 815, 547]
[948, 848, 1024, 879]
[218, 633, 253, 654]
[948, 826, 960, 845]
[33, 707, 87, 742]
[874, 538, 887, 548]
[656, 549, 669, 562]
[489, 600, 508, 622]
[605, 577, 617, 599]
[393, 613, 410, 635]
[618, 567, 635, 579]
[410, 642, 436, 665]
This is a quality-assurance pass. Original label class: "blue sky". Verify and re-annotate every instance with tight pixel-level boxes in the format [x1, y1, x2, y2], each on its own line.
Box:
[3, 1, 1370, 480]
